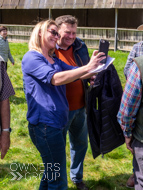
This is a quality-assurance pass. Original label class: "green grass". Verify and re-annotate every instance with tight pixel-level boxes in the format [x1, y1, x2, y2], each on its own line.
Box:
[0, 43, 132, 190]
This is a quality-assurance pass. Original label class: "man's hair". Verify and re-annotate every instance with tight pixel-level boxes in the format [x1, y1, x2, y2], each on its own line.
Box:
[0, 26, 7, 32]
[55, 15, 78, 27]
[29, 19, 57, 55]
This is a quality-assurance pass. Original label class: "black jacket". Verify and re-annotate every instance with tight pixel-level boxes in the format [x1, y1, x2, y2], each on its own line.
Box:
[87, 64, 125, 159]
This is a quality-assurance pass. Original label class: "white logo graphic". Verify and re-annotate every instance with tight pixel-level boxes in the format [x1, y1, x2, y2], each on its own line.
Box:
[10, 163, 60, 181]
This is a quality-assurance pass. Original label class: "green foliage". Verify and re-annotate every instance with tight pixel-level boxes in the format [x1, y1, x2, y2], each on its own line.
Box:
[1, 43, 132, 190]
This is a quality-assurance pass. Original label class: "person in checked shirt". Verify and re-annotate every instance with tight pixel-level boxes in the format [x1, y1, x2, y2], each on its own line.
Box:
[124, 24, 143, 79]
[123, 24, 143, 188]
[117, 55, 143, 190]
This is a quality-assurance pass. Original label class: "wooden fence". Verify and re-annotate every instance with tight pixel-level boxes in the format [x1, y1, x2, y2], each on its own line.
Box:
[4, 24, 143, 51]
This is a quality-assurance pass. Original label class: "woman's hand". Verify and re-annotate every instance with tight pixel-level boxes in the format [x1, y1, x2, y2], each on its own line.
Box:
[87, 50, 106, 72]
[90, 75, 97, 85]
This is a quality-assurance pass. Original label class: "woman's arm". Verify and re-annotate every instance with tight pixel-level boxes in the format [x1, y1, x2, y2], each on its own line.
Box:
[51, 51, 105, 85]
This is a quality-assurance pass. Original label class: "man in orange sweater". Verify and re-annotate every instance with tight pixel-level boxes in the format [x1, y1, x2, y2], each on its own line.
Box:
[55, 15, 90, 190]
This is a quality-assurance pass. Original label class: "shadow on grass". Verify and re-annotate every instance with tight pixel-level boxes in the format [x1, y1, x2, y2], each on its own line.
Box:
[68, 174, 131, 190]
[14, 87, 24, 91]
[10, 95, 26, 105]
[0, 163, 131, 190]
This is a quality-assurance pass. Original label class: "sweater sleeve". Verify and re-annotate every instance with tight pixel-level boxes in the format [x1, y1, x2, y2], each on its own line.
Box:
[8, 43, 14, 63]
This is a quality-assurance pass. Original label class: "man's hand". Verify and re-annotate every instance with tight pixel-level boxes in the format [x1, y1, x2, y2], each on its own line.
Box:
[90, 75, 96, 85]
[0, 132, 10, 159]
[125, 136, 133, 154]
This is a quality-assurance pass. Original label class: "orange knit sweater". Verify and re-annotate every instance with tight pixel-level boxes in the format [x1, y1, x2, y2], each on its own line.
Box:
[55, 47, 85, 111]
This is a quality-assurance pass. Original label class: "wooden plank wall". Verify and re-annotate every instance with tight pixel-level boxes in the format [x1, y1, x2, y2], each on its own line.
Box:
[4, 24, 143, 51]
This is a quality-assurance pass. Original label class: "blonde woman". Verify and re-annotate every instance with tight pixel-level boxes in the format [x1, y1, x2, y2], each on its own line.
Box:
[22, 20, 105, 190]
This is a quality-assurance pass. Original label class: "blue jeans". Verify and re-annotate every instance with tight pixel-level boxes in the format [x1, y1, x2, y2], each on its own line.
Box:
[63, 107, 88, 183]
[28, 123, 67, 190]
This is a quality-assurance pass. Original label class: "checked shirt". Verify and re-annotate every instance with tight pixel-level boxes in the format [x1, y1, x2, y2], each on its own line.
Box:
[117, 61, 142, 137]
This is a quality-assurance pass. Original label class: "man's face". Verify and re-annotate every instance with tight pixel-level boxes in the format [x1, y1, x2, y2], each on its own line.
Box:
[57, 23, 77, 50]
[0, 29, 7, 39]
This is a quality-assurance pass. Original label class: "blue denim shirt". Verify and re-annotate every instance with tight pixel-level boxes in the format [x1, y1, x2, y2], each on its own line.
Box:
[22, 50, 75, 129]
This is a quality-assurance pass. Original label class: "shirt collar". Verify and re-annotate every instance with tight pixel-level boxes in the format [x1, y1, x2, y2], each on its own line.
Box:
[56, 44, 61, 50]
[56, 43, 74, 50]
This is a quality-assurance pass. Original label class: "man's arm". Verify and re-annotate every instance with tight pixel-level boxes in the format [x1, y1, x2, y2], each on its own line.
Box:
[0, 98, 10, 159]
[0, 62, 15, 159]
[117, 62, 142, 153]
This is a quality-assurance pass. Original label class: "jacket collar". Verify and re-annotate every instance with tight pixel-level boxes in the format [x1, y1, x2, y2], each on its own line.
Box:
[0, 34, 7, 40]
[72, 38, 82, 51]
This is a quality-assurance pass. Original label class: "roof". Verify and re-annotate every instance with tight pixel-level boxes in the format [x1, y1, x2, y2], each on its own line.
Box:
[0, 0, 143, 9]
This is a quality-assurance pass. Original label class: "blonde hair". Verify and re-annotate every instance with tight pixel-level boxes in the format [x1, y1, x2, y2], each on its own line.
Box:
[29, 20, 57, 55]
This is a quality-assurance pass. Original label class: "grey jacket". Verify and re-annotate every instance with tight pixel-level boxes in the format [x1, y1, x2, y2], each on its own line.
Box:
[0, 35, 14, 63]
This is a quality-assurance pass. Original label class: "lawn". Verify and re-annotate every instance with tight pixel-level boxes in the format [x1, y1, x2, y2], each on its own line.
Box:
[0, 43, 132, 190]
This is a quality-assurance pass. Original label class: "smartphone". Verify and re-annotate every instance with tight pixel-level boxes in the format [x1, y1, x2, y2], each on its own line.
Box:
[99, 39, 110, 63]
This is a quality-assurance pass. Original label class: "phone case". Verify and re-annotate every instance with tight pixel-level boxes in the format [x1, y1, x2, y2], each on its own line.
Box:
[99, 39, 110, 63]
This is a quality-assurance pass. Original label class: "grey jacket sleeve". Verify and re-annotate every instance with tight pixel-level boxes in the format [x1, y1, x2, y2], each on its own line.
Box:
[124, 45, 136, 79]
[8, 43, 14, 63]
